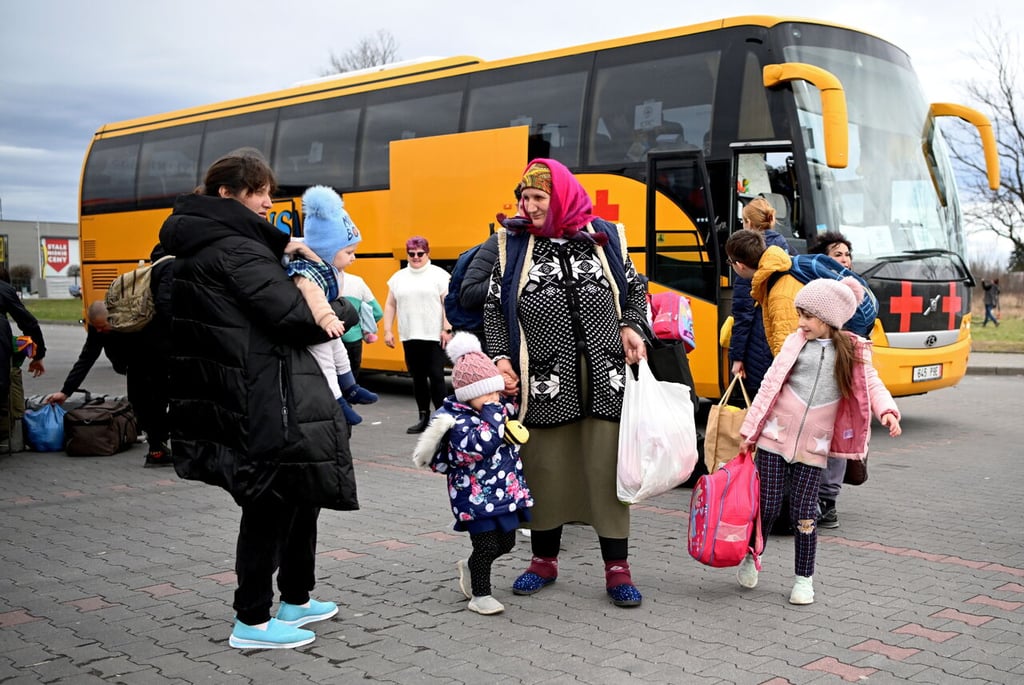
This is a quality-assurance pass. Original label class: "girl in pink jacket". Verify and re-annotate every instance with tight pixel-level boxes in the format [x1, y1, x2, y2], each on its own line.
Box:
[737, 277, 901, 605]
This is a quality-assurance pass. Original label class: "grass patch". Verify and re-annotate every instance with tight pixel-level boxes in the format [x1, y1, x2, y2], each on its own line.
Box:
[971, 316, 1024, 352]
[971, 290, 1023, 353]
[21, 298, 85, 323]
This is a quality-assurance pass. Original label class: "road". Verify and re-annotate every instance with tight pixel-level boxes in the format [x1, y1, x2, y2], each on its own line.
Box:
[2, 324, 1022, 683]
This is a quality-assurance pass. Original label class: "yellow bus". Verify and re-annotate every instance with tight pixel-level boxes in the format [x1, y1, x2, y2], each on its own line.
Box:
[79, 15, 998, 399]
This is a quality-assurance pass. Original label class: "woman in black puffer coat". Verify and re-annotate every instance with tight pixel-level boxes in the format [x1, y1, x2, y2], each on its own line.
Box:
[159, 149, 357, 650]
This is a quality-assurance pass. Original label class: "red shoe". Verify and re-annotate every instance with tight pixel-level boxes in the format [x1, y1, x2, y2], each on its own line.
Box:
[144, 450, 173, 468]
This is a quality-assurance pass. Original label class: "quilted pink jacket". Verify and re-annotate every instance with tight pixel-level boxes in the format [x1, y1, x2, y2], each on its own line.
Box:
[740, 330, 899, 465]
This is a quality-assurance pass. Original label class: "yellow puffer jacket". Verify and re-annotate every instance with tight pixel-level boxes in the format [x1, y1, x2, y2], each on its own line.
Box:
[749, 246, 803, 356]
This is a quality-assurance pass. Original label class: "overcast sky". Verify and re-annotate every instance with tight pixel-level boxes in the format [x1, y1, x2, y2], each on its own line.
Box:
[1, 0, 1020, 259]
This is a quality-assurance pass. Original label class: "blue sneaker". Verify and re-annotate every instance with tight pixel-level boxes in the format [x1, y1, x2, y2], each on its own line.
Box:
[607, 583, 643, 607]
[276, 599, 339, 627]
[229, 618, 315, 649]
[512, 571, 556, 596]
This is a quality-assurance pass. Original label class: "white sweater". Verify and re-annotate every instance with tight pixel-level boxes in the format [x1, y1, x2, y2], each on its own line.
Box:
[387, 262, 450, 342]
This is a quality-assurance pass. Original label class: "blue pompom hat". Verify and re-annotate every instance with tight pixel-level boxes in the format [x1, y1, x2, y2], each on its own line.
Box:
[301, 185, 361, 265]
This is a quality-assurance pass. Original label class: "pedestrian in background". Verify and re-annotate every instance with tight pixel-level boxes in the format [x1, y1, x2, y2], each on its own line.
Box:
[0, 266, 47, 445]
[44, 245, 173, 468]
[729, 198, 794, 398]
[981, 278, 1000, 327]
[807, 230, 877, 528]
[382, 236, 452, 434]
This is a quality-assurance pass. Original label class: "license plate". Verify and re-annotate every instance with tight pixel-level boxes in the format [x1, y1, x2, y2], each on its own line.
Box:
[912, 364, 942, 382]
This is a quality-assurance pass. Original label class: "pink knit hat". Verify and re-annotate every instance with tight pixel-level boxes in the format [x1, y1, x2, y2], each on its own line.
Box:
[794, 276, 865, 329]
[446, 332, 505, 403]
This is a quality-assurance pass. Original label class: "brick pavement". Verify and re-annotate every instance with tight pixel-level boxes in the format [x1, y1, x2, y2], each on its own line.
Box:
[2, 371, 1022, 684]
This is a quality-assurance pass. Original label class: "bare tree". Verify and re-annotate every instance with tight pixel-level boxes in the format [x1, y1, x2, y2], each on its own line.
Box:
[324, 30, 400, 74]
[946, 25, 1024, 271]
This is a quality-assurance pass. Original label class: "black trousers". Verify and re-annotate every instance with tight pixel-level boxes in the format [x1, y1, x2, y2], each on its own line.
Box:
[126, 359, 169, 451]
[402, 340, 447, 411]
[234, 499, 320, 625]
[343, 340, 364, 380]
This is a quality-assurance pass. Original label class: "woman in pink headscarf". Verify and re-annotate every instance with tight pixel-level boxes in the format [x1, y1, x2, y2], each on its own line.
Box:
[484, 158, 648, 607]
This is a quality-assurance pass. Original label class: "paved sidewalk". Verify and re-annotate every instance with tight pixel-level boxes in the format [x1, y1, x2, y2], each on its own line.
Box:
[1, 328, 1022, 683]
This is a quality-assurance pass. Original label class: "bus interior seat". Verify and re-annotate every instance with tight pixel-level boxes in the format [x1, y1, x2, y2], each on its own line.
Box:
[762, 192, 793, 237]
[651, 121, 687, 148]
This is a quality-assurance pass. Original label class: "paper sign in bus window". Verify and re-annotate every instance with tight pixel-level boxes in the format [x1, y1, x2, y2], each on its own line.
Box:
[635, 101, 663, 131]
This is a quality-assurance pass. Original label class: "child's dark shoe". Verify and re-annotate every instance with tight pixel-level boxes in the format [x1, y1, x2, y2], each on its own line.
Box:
[344, 384, 378, 405]
[337, 397, 363, 425]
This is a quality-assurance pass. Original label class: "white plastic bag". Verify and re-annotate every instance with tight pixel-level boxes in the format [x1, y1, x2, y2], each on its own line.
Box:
[616, 358, 698, 504]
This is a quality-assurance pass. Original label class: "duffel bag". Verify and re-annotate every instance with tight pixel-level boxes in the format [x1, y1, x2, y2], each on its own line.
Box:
[63, 398, 139, 457]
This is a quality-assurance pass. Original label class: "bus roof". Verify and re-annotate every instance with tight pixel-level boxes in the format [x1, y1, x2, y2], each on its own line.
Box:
[95, 14, 898, 137]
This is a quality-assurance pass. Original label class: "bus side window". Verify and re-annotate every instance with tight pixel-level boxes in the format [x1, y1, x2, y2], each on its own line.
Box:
[274, 100, 360, 190]
[465, 56, 590, 169]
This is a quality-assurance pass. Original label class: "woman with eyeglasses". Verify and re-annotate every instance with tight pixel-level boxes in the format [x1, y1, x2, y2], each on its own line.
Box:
[382, 237, 453, 433]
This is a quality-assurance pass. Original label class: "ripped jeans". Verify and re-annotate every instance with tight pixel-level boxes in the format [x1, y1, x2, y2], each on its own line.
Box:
[755, 448, 823, 577]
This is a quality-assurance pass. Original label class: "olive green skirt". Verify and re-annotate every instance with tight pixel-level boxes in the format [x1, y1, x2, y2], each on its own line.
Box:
[519, 417, 630, 539]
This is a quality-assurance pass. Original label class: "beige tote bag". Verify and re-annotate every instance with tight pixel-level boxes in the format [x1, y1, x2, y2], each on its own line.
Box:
[703, 376, 751, 474]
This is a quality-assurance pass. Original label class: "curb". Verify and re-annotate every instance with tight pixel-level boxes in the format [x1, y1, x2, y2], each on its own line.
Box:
[965, 366, 1024, 376]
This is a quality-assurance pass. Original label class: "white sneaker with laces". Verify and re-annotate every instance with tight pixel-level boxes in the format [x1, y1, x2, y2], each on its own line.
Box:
[736, 554, 759, 588]
[789, 575, 814, 605]
[467, 595, 505, 615]
[456, 559, 472, 599]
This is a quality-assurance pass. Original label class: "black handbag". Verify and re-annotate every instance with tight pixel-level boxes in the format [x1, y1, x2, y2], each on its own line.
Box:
[844, 455, 868, 485]
[632, 322, 697, 408]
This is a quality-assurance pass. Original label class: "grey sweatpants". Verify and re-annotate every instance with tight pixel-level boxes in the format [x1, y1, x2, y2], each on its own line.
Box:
[818, 456, 846, 500]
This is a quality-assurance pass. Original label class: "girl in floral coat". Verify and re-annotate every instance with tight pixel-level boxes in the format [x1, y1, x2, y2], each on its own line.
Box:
[412, 333, 532, 615]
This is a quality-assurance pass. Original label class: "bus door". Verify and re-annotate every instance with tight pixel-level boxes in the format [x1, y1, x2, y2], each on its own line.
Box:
[644, 149, 719, 399]
[728, 142, 801, 250]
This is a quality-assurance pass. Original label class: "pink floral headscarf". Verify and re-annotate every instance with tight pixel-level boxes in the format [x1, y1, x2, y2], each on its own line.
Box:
[498, 158, 606, 245]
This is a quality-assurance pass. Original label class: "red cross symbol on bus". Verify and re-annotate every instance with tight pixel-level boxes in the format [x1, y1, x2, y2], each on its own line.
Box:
[942, 282, 961, 330]
[889, 281, 923, 332]
[592, 189, 619, 222]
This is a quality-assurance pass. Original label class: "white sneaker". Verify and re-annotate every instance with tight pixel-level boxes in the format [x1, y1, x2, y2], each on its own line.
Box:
[736, 554, 759, 588]
[456, 559, 472, 599]
[467, 595, 505, 615]
[789, 575, 814, 605]
[518, 528, 532, 538]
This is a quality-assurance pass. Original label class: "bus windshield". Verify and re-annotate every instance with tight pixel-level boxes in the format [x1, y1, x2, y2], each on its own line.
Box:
[784, 40, 963, 261]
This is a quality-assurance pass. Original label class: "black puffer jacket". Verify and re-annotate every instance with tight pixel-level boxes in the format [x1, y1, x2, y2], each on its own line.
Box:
[159, 194, 358, 510]
[458, 232, 500, 312]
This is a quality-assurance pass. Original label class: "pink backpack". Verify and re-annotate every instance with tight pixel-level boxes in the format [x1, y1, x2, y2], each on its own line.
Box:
[688, 448, 763, 568]
[648, 291, 696, 352]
